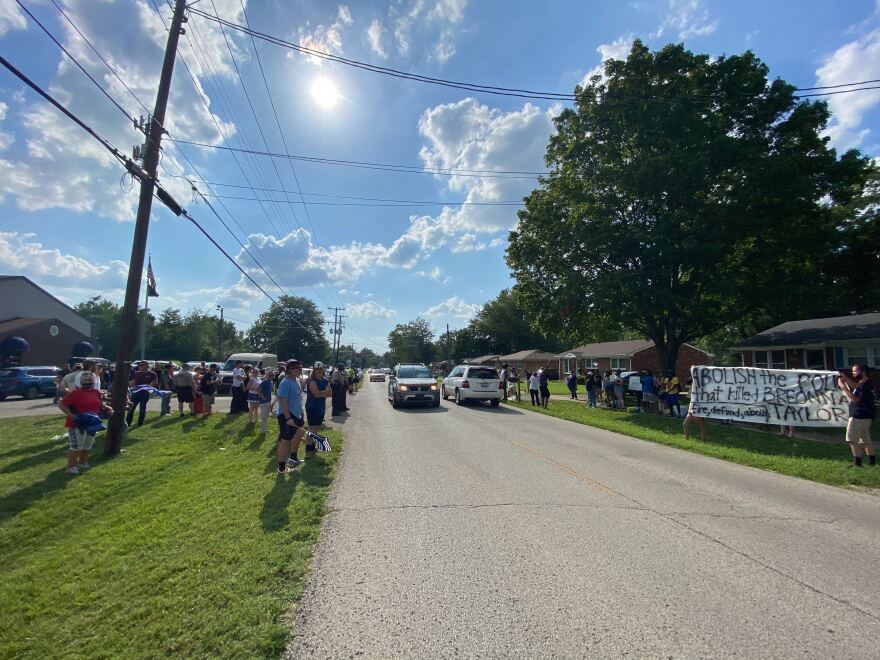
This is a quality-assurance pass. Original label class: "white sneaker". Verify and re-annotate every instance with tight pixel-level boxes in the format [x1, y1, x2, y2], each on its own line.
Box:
[66, 466, 80, 475]
[79, 463, 91, 470]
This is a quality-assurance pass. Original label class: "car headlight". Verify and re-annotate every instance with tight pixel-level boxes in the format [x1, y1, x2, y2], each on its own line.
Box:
[398, 385, 409, 392]
[430, 384, 438, 390]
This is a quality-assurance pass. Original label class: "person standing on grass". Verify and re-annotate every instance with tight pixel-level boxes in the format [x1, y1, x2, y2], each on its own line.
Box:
[230, 360, 247, 414]
[276, 360, 307, 473]
[59, 371, 111, 475]
[158, 363, 174, 416]
[246, 366, 262, 424]
[613, 369, 625, 410]
[665, 371, 683, 418]
[838, 364, 876, 468]
[500, 363, 509, 401]
[127, 361, 157, 427]
[585, 371, 597, 407]
[528, 370, 540, 405]
[306, 362, 332, 450]
[172, 363, 195, 417]
[641, 370, 656, 415]
[200, 364, 217, 417]
[538, 363, 551, 408]
[330, 363, 347, 416]
[566, 371, 578, 399]
[259, 368, 274, 434]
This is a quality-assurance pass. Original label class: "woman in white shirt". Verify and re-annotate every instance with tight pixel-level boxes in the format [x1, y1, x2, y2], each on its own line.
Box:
[246, 365, 262, 424]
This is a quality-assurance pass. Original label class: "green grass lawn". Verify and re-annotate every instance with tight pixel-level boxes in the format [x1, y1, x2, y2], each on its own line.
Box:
[0, 413, 343, 658]
[506, 399, 879, 489]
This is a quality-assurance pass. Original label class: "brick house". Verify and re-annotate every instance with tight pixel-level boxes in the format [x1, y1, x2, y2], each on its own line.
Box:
[555, 340, 712, 382]
[0, 317, 92, 368]
[496, 350, 559, 376]
[463, 354, 500, 366]
[735, 313, 880, 388]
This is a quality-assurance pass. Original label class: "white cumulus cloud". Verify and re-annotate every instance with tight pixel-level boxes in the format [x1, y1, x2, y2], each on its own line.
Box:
[0, 1, 26, 37]
[347, 301, 395, 319]
[581, 34, 634, 86]
[422, 296, 480, 322]
[296, 5, 353, 64]
[366, 18, 387, 58]
[816, 27, 880, 151]
[651, 0, 717, 41]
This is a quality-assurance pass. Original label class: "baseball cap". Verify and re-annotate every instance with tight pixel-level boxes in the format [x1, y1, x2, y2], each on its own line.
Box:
[286, 359, 301, 369]
[313, 361, 325, 369]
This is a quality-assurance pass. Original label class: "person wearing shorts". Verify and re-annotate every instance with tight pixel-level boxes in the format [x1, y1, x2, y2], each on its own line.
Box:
[173, 364, 195, 416]
[200, 365, 218, 416]
[246, 367, 262, 424]
[259, 369, 274, 434]
[613, 369, 625, 409]
[306, 362, 332, 441]
[839, 364, 876, 467]
[276, 360, 306, 473]
[59, 371, 111, 474]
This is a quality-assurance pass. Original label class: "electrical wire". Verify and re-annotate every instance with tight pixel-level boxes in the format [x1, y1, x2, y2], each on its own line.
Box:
[189, 7, 880, 103]
[199, 192, 523, 207]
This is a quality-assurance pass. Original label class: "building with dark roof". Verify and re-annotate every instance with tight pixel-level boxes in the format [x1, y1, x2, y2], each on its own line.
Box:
[555, 340, 712, 381]
[735, 313, 880, 373]
[0, 276, 93, 367]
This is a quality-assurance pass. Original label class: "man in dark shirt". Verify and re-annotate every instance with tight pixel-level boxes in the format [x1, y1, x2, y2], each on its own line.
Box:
[127, 361, 157, 427]
[838, 364, 876, 467]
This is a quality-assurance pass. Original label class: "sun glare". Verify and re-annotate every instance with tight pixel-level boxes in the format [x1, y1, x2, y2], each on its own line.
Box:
[310, 77, 341, 109]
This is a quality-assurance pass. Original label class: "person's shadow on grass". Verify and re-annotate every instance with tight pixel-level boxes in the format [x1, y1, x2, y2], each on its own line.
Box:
[259, 457, 333, 533]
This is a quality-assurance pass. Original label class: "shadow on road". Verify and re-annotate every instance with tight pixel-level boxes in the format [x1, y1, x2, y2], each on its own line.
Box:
[452, 402, 525, 416]
[393, 405, 448, 414]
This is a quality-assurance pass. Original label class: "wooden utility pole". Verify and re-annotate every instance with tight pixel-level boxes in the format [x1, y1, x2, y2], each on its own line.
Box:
[105, 0, 187, 456]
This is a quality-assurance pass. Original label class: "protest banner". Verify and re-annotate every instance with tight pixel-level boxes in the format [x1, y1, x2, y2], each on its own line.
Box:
[689, 366, 849, 427]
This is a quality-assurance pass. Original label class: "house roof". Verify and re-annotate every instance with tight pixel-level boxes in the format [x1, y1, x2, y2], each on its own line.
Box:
[736, 313, 880, 348]
[556, 339, 653, 358]
[0, 276, 83, 319]
[0, 317, 45, 334]
[497, 349, 558, 362]
[464, 354, 500, 364]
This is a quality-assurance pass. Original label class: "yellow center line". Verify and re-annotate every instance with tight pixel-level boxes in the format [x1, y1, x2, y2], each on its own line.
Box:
[508, 439, 621, 497]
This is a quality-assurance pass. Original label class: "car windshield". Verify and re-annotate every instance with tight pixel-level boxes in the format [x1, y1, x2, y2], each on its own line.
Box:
[469, 368, 498, 379]
[397, 367, 433, 379]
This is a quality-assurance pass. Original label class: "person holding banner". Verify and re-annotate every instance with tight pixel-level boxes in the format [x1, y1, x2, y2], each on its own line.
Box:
[838, 365, 876, 467]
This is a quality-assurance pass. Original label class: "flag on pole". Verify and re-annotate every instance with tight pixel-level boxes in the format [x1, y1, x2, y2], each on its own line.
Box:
[146, 257, 159, 297]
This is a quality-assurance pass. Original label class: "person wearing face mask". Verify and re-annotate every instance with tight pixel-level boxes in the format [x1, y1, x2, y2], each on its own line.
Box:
[838, 364, 876, 468]
[59, 371, 112, 475]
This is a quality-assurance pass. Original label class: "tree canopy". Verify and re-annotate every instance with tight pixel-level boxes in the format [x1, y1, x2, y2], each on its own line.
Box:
[387, 318, 435, 365]
[507, 40, 878, 372]
[247, 295, 329, 365]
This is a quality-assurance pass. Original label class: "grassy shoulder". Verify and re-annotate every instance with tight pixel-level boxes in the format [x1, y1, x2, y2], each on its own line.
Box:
[0, 413, 343, 658]
[505, 399, 880, 489]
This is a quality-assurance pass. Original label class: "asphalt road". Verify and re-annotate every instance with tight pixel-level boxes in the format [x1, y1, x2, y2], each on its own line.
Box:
[287, 380, 880, 658]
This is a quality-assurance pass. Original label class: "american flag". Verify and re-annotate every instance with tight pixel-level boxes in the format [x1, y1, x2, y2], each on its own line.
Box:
[146, 257, 158, 297]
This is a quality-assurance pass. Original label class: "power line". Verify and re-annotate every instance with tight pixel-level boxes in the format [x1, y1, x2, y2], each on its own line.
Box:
[188, 7, 880, 102]
[172, 139, 546, 178]
[198, 192, 524, 207]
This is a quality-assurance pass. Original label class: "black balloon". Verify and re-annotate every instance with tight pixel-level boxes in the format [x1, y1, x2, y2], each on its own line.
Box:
[72, 340, 95, 356]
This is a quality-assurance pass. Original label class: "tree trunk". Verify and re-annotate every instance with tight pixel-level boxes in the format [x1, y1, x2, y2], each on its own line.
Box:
[650, 335, 681, 378]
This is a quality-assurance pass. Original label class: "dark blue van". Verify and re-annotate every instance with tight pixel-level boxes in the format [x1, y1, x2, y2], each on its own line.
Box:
[0, 366, 63, 400]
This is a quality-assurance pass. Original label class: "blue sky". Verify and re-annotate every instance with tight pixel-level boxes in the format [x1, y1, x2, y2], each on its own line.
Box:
[1, 0, 878, 354]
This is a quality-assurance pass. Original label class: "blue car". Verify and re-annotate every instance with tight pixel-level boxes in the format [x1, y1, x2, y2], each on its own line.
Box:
[0, 366, 63, 400]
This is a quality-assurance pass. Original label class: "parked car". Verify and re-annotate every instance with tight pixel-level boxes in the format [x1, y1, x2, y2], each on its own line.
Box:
[0, 366, 63, 400]
[184, 361, 223, 371]
[388, 363, 440, 408]
[442, 365, 503, 407]
[67, 356, 110, 369]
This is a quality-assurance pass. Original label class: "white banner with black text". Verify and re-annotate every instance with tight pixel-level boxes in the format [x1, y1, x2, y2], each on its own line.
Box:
[689, 366, 848, 427]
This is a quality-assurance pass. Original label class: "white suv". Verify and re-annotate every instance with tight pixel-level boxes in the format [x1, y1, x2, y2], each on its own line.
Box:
[442, 365, 503, 407]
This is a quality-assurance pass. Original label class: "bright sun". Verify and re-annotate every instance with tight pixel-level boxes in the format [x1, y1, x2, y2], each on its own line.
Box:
[310, 77, 341, 109]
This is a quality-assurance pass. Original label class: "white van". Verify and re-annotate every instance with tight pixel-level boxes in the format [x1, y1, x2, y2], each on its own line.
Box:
[218, 352, 278, 393]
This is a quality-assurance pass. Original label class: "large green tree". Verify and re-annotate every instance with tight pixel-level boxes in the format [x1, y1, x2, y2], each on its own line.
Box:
[470, 289, 566, 355]
[74, 296, 122, 358]
[247, 295, 329, 364]
[387, 318, 434, 365]
[507, 40, 876, 373]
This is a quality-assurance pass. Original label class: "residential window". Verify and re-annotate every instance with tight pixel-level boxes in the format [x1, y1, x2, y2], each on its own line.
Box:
[804, 349, 826, 370]
[844, 346, 879, 367]
[754, 350, 785, 369]
[609, 357, 630, 370]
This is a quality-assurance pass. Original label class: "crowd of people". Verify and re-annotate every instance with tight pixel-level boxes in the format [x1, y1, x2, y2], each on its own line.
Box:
[54, 358, 359, 475]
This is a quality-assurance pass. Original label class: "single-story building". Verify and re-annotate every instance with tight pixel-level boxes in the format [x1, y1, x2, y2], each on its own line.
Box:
[463, 354, 500, 366]
[555, 339, 712, 382]
[735, 313, 880, 387]
[496, 350, 559, 376]
[0, 317, 92, 368]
